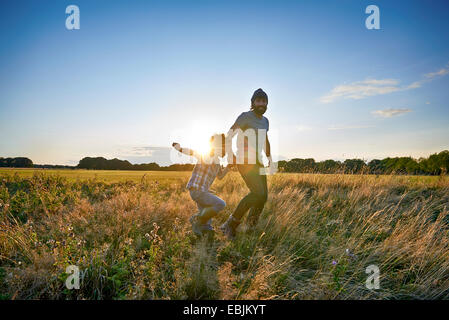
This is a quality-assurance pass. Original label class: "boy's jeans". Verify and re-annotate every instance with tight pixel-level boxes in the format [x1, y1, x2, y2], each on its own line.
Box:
[189, 189, 226, 218]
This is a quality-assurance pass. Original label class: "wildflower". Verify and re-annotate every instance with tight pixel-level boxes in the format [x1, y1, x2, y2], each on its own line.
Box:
[332, 260, 338, 265]
[345, 248, 357, 260]
[147, 223, 163, 245]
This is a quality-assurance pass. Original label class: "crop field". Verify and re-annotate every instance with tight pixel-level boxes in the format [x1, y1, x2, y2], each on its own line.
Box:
[0, 169, 448, 299]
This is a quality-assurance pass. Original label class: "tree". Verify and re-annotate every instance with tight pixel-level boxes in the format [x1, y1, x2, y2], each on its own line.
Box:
[0, 157, 33, 168]
[343, 159, 366, 174]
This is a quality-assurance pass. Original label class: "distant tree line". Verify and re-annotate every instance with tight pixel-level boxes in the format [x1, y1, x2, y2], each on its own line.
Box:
[33, 164, 76, 169]
[2, 151, 449, 175]
[0, 157, 33, 168]
[278, 150, 449, 175]
[77, 157, 194, 171]
[1, 157, 75, 169]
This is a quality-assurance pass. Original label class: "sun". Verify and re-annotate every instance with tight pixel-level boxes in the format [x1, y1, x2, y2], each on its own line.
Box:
[187, 132, 211, 156]
[173, 120, 218, 157]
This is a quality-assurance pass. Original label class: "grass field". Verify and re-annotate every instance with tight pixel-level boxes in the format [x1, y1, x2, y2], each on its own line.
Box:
[1, 169, 448, 299]
[0, 168, 192, 182]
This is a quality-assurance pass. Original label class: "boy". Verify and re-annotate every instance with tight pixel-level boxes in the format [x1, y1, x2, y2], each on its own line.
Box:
[172, 133, 230, 236]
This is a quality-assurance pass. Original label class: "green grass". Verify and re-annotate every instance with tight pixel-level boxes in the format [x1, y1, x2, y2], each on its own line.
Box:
[0, 168, 191, 182]
[1, 169, 448, 299]
[1, 168, 445, 184]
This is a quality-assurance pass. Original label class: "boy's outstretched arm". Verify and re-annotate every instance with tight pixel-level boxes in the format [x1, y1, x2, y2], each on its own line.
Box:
[172, 142, 201, 159]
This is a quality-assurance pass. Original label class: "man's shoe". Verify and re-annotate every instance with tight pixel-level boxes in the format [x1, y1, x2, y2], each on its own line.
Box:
[220, 216, 239, 240]
[247, 210, 261, 228]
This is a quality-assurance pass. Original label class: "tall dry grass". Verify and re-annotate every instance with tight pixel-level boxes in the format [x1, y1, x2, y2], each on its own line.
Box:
[0, 171, 448, 299]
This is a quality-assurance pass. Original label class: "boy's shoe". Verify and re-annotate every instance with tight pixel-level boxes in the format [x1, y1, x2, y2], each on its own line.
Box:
[205, 219, 214, 232]
[220, 216, 240, 240]
[203, 220, 215, 240]
[189, 214, 203, 236]
[190, 215, 214, 237]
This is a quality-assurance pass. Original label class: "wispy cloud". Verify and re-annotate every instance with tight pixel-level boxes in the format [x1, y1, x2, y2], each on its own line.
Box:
[116, 146, 170, 157]
[425, 64, 449, 78]
[371, 108, 412, 118]
[115, 146, 174, 165]
[296, 125, 314, 132]
[406, 81, 422, 89]
[320, 63, 449, 103]
[320, 79, 401, 103]
[327, 124, 375, 130]
[405, 63, 449, 89]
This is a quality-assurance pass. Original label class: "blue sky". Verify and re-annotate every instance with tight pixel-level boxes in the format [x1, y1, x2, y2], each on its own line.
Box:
[1, 0, 448, 165]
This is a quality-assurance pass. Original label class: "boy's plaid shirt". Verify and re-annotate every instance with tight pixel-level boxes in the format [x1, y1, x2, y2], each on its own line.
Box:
[186, 161, 220, 192]
[175, 146, 226, 192]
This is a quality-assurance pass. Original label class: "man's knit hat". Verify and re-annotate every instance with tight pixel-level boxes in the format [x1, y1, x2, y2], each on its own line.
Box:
[251, 88, 268, 106]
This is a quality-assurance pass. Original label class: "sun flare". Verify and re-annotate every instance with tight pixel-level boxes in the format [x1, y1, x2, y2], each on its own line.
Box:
[187, 134, 211, 156]
[172, 120, 220, 157]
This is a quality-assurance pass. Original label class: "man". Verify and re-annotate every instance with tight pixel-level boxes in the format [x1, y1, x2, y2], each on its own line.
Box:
[220, 88, 272, 239]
